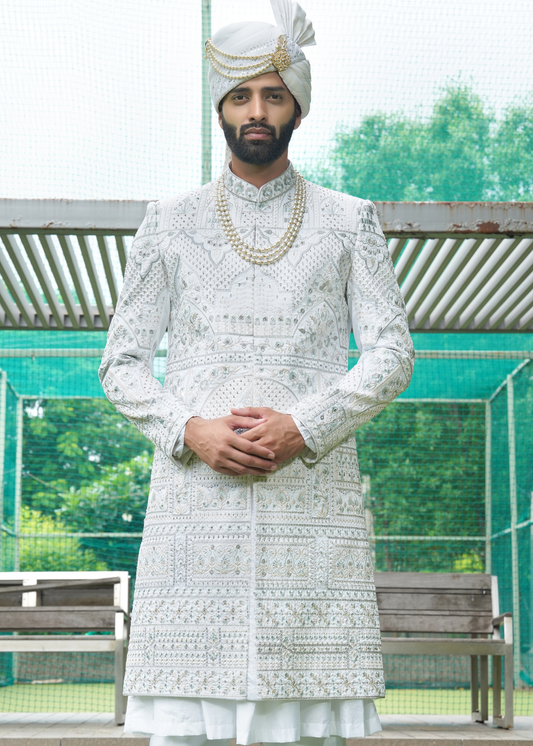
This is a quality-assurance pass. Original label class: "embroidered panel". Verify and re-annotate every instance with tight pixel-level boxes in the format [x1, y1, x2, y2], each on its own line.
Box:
[101, 164, 414, 700]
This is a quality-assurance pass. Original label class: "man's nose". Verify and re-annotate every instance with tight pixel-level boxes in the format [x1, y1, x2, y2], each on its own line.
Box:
[248, 95, 268, 121]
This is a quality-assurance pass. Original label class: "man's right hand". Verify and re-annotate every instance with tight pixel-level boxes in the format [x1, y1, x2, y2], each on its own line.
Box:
[184, 415, 277, 477]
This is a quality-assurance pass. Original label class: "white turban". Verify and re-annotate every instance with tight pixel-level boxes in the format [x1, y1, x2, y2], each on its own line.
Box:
[207, 0, 316, 119]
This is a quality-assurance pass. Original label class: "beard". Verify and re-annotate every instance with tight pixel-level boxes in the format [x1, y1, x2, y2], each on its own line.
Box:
[221, 108, 298, 166]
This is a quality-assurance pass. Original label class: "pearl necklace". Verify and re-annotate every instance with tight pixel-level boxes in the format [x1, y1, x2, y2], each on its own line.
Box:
[215, 171, 306, 265]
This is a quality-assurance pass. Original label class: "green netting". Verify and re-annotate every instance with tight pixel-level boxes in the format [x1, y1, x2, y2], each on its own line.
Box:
[0, 330, 532, 715]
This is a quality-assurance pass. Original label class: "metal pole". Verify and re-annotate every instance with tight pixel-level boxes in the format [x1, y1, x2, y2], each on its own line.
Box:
[201, 0, 212, 185]
[485, 400, 492, 574]
[530, 491, 533, 681]
[13, 396, 23, 572]
[0, 371, 6, 567]
[506, 374, 520, 685]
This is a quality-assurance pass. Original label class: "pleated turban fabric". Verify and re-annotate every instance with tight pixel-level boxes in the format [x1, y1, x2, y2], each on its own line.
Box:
[206, 0, 316, 119]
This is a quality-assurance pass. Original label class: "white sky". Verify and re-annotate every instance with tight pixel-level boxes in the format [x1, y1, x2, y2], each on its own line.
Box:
[1, 0, 532, 199]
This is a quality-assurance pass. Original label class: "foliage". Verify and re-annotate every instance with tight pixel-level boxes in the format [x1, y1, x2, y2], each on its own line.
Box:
[490, 99, 533, 200]
[318, 82, 533, 201]
[18, 506, 106, 572]
[357, 402, 485, 572]
[22, 398, 153, 515]
[54, 452, 153, 575]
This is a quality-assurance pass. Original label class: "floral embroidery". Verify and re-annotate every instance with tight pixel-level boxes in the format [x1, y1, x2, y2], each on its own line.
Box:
[100, 164, 414, 701]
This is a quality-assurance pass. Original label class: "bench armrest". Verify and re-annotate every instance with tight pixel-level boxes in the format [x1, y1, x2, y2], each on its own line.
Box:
[492, 612, 512, 627]
[492, 612, 513, 644]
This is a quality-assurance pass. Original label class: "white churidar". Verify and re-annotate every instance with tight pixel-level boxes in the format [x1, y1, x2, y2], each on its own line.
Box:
[125, 695, 382, 744]
[99, 163, 415, 703]
[207, 0, 315, 118]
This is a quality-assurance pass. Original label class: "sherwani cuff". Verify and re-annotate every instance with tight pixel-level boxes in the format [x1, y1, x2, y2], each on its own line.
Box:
[165, 411, 199, 464]
[171, 417, 197, 466]
[290, 414, 317, 461]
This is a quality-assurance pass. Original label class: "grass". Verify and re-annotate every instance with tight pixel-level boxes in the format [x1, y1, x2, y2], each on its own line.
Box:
[376, 688, 531, 716]
[0, 683, 114, 712]
[0, 683, 530, 716]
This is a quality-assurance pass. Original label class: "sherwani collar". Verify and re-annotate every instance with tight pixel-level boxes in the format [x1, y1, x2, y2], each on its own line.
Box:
[223, 162, 296, 204]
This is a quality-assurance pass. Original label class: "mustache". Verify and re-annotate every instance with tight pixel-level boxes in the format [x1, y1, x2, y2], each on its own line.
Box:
[239, 122, 277, 138]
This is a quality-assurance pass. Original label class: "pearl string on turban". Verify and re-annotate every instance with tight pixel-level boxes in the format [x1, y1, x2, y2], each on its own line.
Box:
[206, 0, 316, 119]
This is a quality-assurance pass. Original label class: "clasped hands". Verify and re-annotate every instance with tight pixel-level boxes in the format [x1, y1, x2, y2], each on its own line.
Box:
[183, 407, 305, 476]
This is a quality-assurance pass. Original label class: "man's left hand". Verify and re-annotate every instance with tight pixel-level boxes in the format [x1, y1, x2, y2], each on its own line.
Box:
[230, 407, 305, 464]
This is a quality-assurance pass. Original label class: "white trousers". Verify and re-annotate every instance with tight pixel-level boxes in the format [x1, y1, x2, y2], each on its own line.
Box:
[125, 696, 382, 746]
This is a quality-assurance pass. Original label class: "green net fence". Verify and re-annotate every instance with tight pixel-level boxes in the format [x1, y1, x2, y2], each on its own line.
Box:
[0, 331, 532, 714]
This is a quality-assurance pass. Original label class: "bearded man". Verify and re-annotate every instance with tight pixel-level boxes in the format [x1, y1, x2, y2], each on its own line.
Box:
[99, 1, 414, 744]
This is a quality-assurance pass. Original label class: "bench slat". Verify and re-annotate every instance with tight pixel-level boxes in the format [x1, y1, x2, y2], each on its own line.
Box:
[375, 572, 492, 591]
[379, 612, 493, 634]
[376, 592, 493, 613]
[0, 607, 122, 631]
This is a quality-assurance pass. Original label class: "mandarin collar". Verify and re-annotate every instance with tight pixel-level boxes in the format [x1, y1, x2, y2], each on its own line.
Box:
[223, 162, 296, 203]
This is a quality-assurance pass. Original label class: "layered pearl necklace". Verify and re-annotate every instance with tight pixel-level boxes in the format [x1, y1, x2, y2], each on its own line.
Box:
[215, 170, 306, 265]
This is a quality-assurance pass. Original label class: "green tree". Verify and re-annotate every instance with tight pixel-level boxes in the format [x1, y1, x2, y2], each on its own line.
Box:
[18, 505, 106, 572]
[321, 82, 533, 202]
[23, 399, 153, 515]
[56, 452, 152, 576]
[491, 100, 533, 200]
[356, 401, 485, 572]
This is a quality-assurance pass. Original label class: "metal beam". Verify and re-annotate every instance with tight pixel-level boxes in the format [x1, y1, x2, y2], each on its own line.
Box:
[201, 0, 212, 185]
[0, 237, 34, 327]
[115, 234, 128, 276]
[402, 237, 448, 303]
[1, 234, 48, 327]
[485, 400, 492, 574]
[19, 234, 64, 329]
[457, 238, 529, 330]
[374, 201, 533, 236]
[395, 237, 426, 285]
[471, 239, 533, 330]
[425, 237, 486, 329]
[387, 237, 408, 264]
[506, 374, 521, 685]
[37, 233, 80, 329]
[96, 235, 119, 309]
[57, 235, 95, 330]
[76, 235, 110, 328]
[2, 200, 532, 234]
[440, 237, 506, 329]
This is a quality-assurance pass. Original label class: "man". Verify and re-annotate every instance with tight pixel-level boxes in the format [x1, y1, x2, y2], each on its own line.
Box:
[99, 1, 414, 744]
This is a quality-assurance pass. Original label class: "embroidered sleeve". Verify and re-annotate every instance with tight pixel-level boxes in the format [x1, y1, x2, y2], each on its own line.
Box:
[287, 200, 414, 463]
[99, 201, 199, 461]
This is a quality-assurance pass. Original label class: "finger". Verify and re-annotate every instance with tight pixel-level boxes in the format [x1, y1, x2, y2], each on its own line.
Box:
[229, 434, 275, 458]
[238, 428, 262, 441]
[230, 407, 267, 418]
[226, 447, 277, 471]
[229, 416, 267, 430]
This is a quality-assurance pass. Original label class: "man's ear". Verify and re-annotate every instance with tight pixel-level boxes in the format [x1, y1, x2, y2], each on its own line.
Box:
[218, 111, 223, 129]
[293, 100, 302, 131]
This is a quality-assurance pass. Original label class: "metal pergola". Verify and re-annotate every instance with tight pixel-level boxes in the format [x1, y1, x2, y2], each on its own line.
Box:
[0, 199, 532, 332]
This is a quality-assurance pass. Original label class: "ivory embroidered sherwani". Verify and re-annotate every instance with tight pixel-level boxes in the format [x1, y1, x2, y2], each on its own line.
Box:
[99, 164, 414, 703]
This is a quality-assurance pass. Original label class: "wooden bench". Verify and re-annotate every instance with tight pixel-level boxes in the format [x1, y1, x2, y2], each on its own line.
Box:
[0, 571, 129, 725]
[375, 571, 513, 728]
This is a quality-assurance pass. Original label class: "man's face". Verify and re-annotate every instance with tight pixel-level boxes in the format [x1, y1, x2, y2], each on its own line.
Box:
[219, 72, 301, 166]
